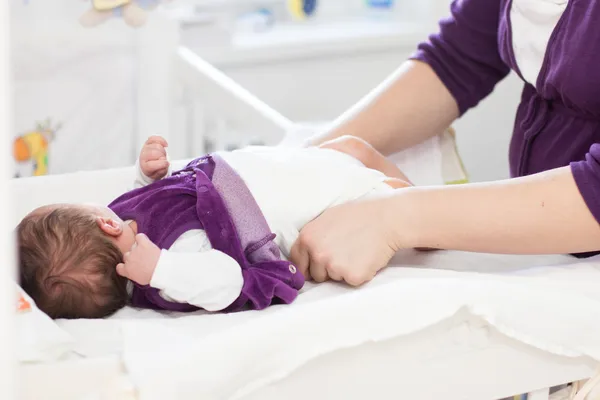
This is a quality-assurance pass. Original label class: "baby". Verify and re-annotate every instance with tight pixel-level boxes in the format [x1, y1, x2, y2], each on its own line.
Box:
[17, 135, 410, 319]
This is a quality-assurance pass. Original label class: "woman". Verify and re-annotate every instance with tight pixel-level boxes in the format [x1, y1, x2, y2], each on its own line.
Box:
[289, 0, 600, 285]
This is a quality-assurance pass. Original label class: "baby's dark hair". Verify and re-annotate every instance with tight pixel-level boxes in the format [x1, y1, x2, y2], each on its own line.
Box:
[17, 207, 128, 319]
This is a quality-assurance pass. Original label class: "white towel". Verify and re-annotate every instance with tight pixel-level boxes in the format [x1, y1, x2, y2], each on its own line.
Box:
[116, 254, 600, 400]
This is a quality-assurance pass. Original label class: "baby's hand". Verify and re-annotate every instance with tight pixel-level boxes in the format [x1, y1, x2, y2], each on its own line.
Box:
[140, 136, 169, 180]
[116, 234, 161, 286]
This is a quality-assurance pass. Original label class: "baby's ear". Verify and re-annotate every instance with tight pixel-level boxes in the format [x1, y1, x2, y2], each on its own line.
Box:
[96, 216, 123, 237]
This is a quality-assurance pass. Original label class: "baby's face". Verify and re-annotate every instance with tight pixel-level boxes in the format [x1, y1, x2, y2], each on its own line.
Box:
[29, 203, 137, 256]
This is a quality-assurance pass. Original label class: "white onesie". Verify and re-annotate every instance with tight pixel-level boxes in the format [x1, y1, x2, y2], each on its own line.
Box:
[131, 146, 392, 311]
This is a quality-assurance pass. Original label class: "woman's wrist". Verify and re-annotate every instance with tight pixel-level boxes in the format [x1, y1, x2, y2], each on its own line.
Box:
[385, 167, 600, 255]
[381, 188, 431, 250]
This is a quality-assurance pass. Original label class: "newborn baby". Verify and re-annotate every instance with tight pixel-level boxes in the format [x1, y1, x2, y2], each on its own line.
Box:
[17, 135, 410, 319]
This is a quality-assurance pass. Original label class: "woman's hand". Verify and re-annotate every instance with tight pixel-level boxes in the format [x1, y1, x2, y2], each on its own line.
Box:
[289, 195, 405, 286]
[289, 167, 600, 287]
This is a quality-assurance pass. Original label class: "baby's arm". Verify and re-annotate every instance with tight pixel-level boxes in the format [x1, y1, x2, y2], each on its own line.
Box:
[117, 232, 303, 312]
[116, 233, 244, 311]
[152, 250, 243, 312]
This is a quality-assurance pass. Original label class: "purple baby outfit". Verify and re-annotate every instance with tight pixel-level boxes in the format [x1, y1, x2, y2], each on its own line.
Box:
[108, 155, 304, 312]
[412, 0, 600, 244]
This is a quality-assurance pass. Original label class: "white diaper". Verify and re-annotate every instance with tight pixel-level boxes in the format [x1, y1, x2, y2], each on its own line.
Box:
[358, 178, 396, 199]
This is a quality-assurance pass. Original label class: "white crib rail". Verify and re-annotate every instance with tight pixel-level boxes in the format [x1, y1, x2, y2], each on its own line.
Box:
[175, 46, 294, 155]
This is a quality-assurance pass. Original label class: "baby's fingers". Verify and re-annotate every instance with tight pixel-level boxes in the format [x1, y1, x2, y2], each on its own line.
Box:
[135, 233, 151, 245]
[145, 159, 169, 172]
[116, 263, 128, 278]
[146, 136, 168, 147]
[142, 144, 167, 159]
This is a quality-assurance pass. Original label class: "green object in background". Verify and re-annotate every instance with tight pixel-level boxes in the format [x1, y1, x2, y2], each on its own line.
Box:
[446, 179, 469, 185]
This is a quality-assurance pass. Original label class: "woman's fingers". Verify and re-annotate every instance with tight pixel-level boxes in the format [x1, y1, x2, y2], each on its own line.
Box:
[289, 238, 311, 280]
[290, 232, 333, 283]
[290, 199, 399, 287]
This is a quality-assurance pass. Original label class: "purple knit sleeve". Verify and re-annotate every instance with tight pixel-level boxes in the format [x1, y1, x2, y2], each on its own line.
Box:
[411, 0, 510, 115]
[571, 144, 600, 224]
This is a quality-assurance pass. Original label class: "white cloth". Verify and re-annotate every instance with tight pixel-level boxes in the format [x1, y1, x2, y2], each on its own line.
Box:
[511, 0, 569, 85]
[132, 147, 391, 311]
[113, 253, 600, 400]
[16, 284, 74, 362]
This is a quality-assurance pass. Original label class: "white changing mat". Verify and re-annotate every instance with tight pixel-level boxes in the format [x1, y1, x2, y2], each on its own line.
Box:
[56, 251, 600, 400]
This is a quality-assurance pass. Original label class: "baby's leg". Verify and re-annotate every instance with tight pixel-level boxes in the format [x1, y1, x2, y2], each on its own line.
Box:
[383, 177, 412, 189]
[318, 136, 412, 184]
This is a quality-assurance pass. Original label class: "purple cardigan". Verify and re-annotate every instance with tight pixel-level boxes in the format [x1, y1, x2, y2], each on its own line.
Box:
[412, 0, 600, 240]
[108, 155, 304, 312]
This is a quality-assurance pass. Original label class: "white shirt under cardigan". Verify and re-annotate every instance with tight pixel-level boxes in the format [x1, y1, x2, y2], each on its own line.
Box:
[128, 146, 391, 312]
[510, 0, 568, 85]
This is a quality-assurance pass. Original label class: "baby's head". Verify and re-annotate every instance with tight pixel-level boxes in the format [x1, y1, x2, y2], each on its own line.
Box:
[17, 204, 136, 319]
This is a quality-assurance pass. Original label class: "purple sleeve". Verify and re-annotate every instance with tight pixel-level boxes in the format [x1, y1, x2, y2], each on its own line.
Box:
[571, 144, 600, 224]
[411, 0, 510, 115]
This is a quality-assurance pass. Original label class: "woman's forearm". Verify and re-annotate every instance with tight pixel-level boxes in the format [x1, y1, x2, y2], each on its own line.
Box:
[396, 167, 600, 254]
[307, 60, 460, 155]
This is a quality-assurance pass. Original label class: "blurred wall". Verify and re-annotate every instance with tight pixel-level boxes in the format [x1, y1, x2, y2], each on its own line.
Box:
[10, 0, 178, 176]
[184, 0, 522, 182]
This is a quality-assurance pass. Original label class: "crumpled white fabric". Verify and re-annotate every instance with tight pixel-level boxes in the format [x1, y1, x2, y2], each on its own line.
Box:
[16, 284, 73, 363]
[110, 253, 600, 400]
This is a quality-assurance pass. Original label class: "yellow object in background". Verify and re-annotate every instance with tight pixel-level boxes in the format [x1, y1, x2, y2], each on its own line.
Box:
[92, 0, 131, 11]
[80, 0, 168, 28]
[13, 120, 59, 177]
[288, 0, 304, 19]
[287, 0, 318, 20]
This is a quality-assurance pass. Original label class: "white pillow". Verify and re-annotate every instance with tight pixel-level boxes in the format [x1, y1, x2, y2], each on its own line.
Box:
[16, 283, 74, 363]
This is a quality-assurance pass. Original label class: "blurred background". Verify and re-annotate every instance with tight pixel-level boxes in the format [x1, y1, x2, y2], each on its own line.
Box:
[10, 0, 523, 182]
